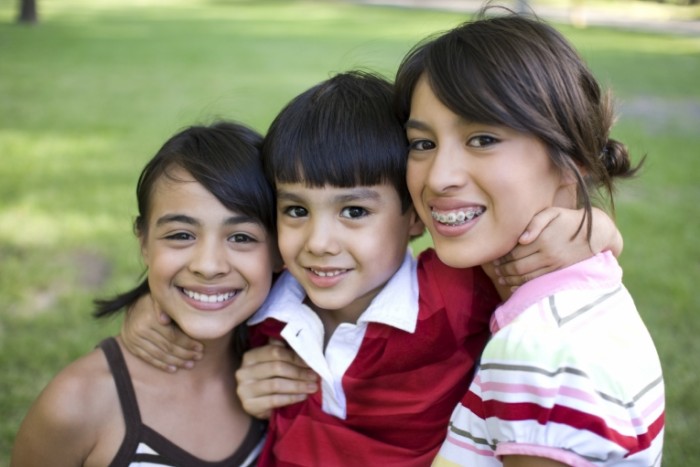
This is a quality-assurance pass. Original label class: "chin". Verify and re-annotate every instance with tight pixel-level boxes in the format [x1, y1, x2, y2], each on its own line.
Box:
[432, 241, 482, 269]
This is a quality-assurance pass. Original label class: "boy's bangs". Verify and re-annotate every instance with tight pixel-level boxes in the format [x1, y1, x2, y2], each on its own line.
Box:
[270, 132, 398, 189]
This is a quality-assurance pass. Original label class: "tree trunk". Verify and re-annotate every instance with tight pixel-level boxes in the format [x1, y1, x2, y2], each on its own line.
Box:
[18, 0, 38, 24]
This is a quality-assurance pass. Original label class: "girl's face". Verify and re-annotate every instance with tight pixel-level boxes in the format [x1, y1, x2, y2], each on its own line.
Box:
[405, 76, 575, 269]
[140, 166, 276, 341]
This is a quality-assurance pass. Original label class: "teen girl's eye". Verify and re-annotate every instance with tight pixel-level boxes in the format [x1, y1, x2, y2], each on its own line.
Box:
[340, 206, 368, 219]
[230, 233, 256, 244]
[408, 139, 436, 151]
[467, 134, 499, 148]
[283, 205, 308, 218]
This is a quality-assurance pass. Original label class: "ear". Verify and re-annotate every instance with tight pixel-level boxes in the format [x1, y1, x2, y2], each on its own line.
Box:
[407, 206, 426, 238]
[138, 231, 150, 267]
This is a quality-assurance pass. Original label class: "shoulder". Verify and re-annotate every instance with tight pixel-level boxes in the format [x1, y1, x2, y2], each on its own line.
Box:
[12, 345, 117, 464]
[39, 346, 115, 429]
[416, 248, 499, 326]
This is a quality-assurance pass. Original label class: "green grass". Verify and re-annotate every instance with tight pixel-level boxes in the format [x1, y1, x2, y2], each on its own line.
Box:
[1, 0, 699, 464]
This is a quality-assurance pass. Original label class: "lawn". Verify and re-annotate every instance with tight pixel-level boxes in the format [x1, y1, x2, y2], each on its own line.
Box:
[1, 0, 699, 464]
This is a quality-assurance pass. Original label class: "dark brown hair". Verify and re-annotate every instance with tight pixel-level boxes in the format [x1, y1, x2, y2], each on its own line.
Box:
[395, 10, 642, 238]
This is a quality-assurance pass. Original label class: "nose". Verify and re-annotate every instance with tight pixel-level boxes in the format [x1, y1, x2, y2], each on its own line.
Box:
[189, 237, 230, 279]
[304, 216, 340, 256]
[425, 142, 467, 194]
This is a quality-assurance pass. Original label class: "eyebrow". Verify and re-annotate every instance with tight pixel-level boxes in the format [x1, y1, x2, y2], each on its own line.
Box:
[277, 187, 382, 204]
[404, 119, 430, 131]
[155, 213, 257, 227]
[334, 188, 381, 204]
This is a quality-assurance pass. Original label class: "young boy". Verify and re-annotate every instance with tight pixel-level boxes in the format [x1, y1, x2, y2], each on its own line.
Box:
[123, 71, 622, 466]
[247, 70, 500, 466]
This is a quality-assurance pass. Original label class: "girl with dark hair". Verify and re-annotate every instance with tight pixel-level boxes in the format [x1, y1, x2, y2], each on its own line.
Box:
[12, 122, 278, 467]
[395, 11, 664, 466]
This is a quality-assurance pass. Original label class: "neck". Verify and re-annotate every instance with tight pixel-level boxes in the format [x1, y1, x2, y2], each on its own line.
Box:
[192, 334, 238, 376]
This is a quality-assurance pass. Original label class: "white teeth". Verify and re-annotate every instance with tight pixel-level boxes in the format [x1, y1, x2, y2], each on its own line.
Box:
[183, 289, 236, 303]
[431, 207, 485, 225]
[311, 269, 346, 277]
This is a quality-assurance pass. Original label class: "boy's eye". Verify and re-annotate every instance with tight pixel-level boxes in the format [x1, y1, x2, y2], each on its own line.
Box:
[408, 139, 435, 151]
[283, 206, 308, 218]
[467, 135, 499, 148]
[230, 233, 255, 243]
[340, 206, 368, 219]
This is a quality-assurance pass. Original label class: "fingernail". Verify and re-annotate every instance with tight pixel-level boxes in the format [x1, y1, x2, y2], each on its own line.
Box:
[167, 365, 177, 373]
[498, 277, 506, 285]
[184, 361, 195, 369]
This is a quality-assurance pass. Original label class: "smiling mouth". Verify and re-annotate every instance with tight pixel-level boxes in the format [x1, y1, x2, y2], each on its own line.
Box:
[431, 207, 485, 226]
[309, 268, 348, 278]
[181, 288, 238, 303]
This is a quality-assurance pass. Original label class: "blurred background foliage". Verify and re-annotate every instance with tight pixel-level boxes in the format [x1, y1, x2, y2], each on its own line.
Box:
[1, 0, 699, 464]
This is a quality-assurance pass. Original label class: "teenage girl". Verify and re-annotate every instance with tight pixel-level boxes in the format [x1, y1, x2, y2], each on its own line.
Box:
[395, 11, 664, 466]
[11, 121, 279, 466]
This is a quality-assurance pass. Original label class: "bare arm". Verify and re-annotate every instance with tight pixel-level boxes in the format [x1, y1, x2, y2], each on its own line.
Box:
[120, 294, 203, 372]
[235, 340, 318, 419]
[503, 455, 569, 467]
[494, 207, 622, 287]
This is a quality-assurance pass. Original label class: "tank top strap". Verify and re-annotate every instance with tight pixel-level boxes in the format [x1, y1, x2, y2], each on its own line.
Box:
[99, 337, 144, 465]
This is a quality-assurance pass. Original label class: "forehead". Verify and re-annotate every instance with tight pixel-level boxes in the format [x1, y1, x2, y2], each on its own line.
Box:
[276, 182, 402, 207]
[148, 168, 223, 216]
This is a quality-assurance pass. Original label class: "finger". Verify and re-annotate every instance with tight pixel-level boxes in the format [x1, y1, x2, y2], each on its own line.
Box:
[148, 323, 203, 357]
[134, 337, 199, 371]
[496, 241, 540, 266]
[240, 393, 310, 420]
[237, 360, 318, 385]
[156, 309, 172, 325]
[517, 207, 561, 245]
[498, 264, 557, 287]
[241, 343, 310, 370]
[267, 338, 311, 368]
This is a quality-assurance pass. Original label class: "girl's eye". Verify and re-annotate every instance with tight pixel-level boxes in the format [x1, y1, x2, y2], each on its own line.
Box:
[230, 233, 256, 243]
[340, 206, 368, 219]
[283, 206, 308, 218]
[408, 139, 435, 151]
[467, 135, 499, 148]
[165, 232, 194, 241]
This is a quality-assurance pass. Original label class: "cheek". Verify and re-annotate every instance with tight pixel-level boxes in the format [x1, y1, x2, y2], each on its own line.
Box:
[406, 164, 425, 204]
[275, 228, 297, 263]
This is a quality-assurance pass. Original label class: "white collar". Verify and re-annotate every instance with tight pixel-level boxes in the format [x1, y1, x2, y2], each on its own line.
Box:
[248, 250, 420, 334]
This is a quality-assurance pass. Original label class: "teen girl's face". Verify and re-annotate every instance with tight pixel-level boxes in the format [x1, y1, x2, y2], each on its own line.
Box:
[405, 76, 574, 269]
[275, 182, 424, 324]
[140, 167, 276, 341]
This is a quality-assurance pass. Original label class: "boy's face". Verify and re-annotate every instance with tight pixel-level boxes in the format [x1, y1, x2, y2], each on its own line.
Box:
[275, 181, 424, 324]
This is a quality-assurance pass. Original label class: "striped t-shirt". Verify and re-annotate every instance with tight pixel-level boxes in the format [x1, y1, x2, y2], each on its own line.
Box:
[434, 251, 664, 466]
